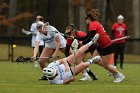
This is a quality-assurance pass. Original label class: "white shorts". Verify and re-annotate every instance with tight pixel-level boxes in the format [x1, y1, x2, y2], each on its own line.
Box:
[45, 36, 66, 49]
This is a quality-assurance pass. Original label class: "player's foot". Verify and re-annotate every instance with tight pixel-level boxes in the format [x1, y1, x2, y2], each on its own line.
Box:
[38, 76, 48, 80]
[79, 76, 91, 81]
[113, 73, 125, 83]
[79, 72, 91, 81]
[88, 56, 101, 64]
[92, 33, 99, 44]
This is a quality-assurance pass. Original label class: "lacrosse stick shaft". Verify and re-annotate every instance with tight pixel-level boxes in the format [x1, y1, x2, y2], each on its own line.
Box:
[36, 56, 59, 59]
[71, 39, 78, 77]
[112, 36, 130, 42]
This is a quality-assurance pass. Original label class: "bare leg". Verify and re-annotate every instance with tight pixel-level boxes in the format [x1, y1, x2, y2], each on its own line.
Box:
[93, 50, 118, 74]
[66, 44, 90, 65]
[71, 62, 90, 76]
[39, 48, 54, 70]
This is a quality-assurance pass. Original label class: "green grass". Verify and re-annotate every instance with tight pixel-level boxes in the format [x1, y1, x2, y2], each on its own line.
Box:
[1, 44, 140, 62]
[0, 62, 140, 93]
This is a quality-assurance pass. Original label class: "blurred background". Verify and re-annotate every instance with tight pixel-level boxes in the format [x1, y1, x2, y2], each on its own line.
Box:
[0, 0, 140, 61]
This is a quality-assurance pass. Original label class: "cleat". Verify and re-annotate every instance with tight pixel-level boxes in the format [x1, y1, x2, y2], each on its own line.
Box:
[79, 72, 91, 81]
[79, 76, 91, 81]
[113, 73, 125, 83]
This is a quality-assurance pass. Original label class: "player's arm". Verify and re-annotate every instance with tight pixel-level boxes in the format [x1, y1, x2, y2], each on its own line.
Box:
[65, 38, 73, 57]
[63, 77, 75, 84]
[30, 24, 38, 35]
[111, 30, 114, 39]
[33, 41, 40, 59]
[82, 31, 96, 45]
[32, 34, 41, 59]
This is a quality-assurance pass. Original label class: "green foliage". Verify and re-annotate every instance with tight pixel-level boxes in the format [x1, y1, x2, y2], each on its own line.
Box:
[0, 62, 140, 93]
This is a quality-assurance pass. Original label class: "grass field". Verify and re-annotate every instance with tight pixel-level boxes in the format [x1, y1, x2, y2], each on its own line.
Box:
[0, 62, 140, 93]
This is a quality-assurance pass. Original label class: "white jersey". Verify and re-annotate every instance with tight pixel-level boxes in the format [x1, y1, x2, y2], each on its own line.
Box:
[36, 25, 66, 49]
[30, 22, 44, 47]
[47, 61, 73, 84]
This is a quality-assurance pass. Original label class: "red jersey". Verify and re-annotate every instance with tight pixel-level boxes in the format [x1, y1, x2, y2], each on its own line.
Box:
[89, 20, 112, 48]
[66, 31, 87, 45]
[112, 23, 127, 43]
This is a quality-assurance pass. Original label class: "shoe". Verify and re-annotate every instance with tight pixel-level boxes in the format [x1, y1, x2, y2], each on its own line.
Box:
[79, 76, 91, 81]
[113, 73, 125, 83]
[92, 33, 99, 44]
[79, 72, 91, 81]
[88, 56, 101, 64]
[38, 76, 48, 80]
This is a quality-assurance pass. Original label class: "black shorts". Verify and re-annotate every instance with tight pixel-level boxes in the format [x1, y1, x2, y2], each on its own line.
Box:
[85, 45, 96, 53]
[97, 43, 115, 56]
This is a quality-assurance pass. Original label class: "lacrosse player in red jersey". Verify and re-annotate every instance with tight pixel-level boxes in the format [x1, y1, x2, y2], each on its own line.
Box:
[81, 9, 125, 83]
[65, 24, 98, 81]
[42, 34, 101, 84]
[112, 15, 128, 69]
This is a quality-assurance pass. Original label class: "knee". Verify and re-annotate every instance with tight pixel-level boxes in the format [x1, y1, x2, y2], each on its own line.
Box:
[39, 59, 45, 64]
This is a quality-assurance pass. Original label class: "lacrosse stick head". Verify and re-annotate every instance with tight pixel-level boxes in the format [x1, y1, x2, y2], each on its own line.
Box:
[71, 39, 79, 51]
[16, 56, 31, 63]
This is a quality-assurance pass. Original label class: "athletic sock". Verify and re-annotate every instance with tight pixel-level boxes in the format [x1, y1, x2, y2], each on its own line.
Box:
[87, 41, 93, 47]
[88, 56, 101, 64]
[86, 68, 98, 80]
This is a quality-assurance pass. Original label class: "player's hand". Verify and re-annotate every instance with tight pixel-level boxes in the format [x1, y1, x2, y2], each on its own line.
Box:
[78, 41, 83, 47]
[50, 54, 57, 61]
[65, 66, 69, 72]
[31, 56, 36, 62]
[71, 76, 76, 82]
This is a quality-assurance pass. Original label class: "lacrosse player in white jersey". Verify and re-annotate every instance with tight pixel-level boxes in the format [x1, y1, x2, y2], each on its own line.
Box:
[32, 21, 66, 80]
[22, 15, 44, 55]
[42, 34, 101, 84]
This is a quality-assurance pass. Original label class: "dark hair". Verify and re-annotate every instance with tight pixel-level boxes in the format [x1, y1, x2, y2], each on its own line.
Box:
[66, 24, 76, 31]
[36, 15, 44, 21]
[86, 9, 100, 21]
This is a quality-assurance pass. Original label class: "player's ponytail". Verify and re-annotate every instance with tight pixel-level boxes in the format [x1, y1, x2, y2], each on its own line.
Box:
[86, 9, 100, 21]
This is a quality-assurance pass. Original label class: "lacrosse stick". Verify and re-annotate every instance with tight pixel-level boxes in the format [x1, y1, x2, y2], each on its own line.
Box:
[71, 39, 79, 77]
[112, 36, 130, 42]
[16, 56, 59, 63]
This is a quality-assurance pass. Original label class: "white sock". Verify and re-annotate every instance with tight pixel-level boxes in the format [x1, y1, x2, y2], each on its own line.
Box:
[87, 41, 93, 46]
[86, 68, 90, 72]
[83, 72, 90, 77]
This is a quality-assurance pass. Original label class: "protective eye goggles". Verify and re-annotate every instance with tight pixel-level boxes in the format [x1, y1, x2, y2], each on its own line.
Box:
[85, 17, 89, 20]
